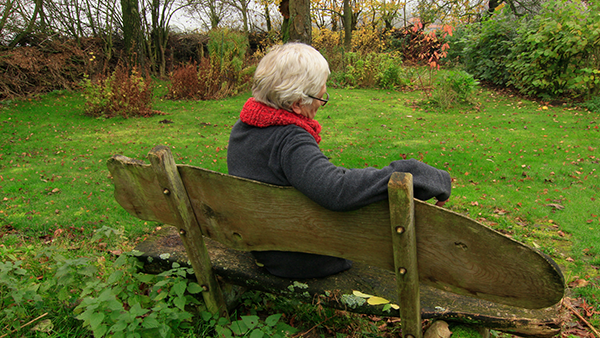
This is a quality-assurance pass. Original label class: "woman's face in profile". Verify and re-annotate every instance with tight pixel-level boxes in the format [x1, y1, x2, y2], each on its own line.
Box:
[293, 84, 327, 120]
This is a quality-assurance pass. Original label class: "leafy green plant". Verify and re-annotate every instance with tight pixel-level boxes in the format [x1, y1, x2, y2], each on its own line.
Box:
[330, 52, 409, 89]
[580, 96, 600, 113]
[0, 260, 44, 331]
[75, 255, 202, 338]
[213, 313, 297, 338]
[448, 9, 519, 86]
[432, 70, 480, 107]
[507, 0, 600, 99]
[207, 28, 248, 74]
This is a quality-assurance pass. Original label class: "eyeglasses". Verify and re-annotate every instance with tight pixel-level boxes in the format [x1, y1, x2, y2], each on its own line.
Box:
[307, 92, 329, 106]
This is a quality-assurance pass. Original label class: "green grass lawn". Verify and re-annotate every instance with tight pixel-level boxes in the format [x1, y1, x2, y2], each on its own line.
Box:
[1, 85, 598, 337]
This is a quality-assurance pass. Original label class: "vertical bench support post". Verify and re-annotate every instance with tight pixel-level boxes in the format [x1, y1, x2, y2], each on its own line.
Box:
[148, 146, 228, 318]
[388, 172, 422, 338]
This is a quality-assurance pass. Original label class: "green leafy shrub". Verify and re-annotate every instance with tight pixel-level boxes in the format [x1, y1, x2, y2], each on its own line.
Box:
[431, 70, 480, 109]
[330, 52, 410, 89]
[580, 96, 600, 113]
[0, 260, 44, 331]
[507, 0, 600, 99]
[210, 313, 298, 338]
[75, 255, 202, 338]
[448, 10, 519, 87]
[83, 65, 159, 118]
[207, 28, 248, 74]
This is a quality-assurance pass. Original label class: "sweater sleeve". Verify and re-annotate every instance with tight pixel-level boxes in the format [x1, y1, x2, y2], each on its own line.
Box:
[279, 128, 452, 211]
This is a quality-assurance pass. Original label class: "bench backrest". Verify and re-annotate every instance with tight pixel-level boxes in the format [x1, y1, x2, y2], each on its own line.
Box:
[108, 146, 564, 312]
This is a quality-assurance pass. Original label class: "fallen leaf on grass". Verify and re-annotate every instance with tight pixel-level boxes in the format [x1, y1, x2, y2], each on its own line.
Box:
[31, 319, 53, 333]
[546, 203, 565, 210]
[568, 279, 589, 288]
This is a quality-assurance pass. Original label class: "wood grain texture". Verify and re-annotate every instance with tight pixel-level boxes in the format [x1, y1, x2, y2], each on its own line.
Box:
[145, 146, 228, 317]
[388, 172, 421, 338]
[107, 154, 564, 310]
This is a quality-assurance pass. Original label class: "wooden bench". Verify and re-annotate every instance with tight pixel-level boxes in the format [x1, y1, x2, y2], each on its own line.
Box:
[107, 145, 565, 338]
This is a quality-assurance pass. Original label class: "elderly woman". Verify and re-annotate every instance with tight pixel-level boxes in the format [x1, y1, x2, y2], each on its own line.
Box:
[227, 43, 451, 279]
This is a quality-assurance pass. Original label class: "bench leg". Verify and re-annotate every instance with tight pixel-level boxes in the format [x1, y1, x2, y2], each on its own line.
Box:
[388, 172, 422, 338]
[148, 145, 229, 318]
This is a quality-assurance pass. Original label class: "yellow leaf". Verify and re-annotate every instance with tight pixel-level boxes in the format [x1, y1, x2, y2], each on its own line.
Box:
[390, 304, 399, 310]
[352, 290, 374, 298]
[367, 296, 390, 305]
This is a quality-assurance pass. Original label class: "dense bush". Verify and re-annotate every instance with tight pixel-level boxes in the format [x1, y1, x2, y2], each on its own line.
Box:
[83, 65, 159, 118]
[447, 10, 518, 86]
[430, 70, 480, 109]
[450, 0, 600, 100]
[507, 0, 600, 99]
[168, 29, 253, 100]
[330, 52, 411, 89]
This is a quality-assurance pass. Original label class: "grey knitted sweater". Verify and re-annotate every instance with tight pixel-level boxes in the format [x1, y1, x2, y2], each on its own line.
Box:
[227, 120, 452, 278]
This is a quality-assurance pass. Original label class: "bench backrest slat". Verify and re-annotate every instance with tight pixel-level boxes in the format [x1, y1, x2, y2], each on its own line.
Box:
[108, 154, 565, 310]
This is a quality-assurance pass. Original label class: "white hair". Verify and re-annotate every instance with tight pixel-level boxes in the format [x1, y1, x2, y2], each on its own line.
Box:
[252, 43, 330, 111]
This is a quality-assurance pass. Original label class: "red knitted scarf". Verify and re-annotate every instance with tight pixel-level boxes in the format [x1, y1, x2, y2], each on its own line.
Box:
[240, 98, 322, 143]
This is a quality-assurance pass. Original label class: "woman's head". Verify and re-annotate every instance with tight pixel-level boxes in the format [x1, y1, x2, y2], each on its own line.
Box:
[252, 43, 330, 112]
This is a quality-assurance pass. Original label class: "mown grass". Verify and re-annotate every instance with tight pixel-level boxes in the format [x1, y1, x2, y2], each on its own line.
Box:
[1, 82, 599, 337]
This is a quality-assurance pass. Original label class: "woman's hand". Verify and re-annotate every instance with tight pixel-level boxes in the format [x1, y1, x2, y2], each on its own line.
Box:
[435, 199, 448, 207]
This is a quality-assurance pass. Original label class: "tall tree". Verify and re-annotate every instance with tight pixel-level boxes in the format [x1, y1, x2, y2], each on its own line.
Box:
[226, 0, 251, 32]
[343, 0, 351, 49]
[121, 0, 146, 68]
[188, 0, 229, 30]
[142, 0, 187, 77]
[289, 0, 311, 43]
[279, 0, 290, 42]
[9, 0, 44, 47]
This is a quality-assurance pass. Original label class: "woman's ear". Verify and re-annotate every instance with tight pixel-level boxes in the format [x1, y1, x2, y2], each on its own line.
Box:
[290, 101, 303, 115]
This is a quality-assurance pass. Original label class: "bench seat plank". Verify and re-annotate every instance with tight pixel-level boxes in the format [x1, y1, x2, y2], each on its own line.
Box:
[135, 227, 563, 338]
[108, 155, 564, 310]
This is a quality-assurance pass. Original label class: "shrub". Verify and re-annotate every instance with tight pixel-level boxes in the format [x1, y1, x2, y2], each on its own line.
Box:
[168, 62, 200, 100]
[330, 52, 411, 90]
[351, 26, 390, 54]
[207, 28, 248, 74]
[507, 0, 600, 99]
[580, 96, 600, 113]
[388, 21, 453, 68]
[312, 28, 345, 74]
[448, 9, 519, 87]
[168, 29, 253, 101]
[430, 70, 480, 109]
[83, 65, 158, 118]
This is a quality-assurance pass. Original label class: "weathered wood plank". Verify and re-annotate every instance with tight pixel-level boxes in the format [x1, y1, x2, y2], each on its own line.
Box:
[107, 155, 564, 310]
[146, 146, 228, 317]
[389, 172, 421, 338]
[135, 227, 563, 338]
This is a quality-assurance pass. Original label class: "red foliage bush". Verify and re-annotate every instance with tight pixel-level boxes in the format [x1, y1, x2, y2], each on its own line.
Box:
[168, 62, 201, 100]
[83, 64, 160, 118]
[168, 57, 253, 101]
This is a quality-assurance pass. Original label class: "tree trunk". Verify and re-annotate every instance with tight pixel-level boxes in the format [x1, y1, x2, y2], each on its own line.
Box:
[288, 0, 311, 44]
[121, 0, 146, 68]
[279, 0, 290, 42]
[265, 3, 272, 31]
[343, 0, 351, 50]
